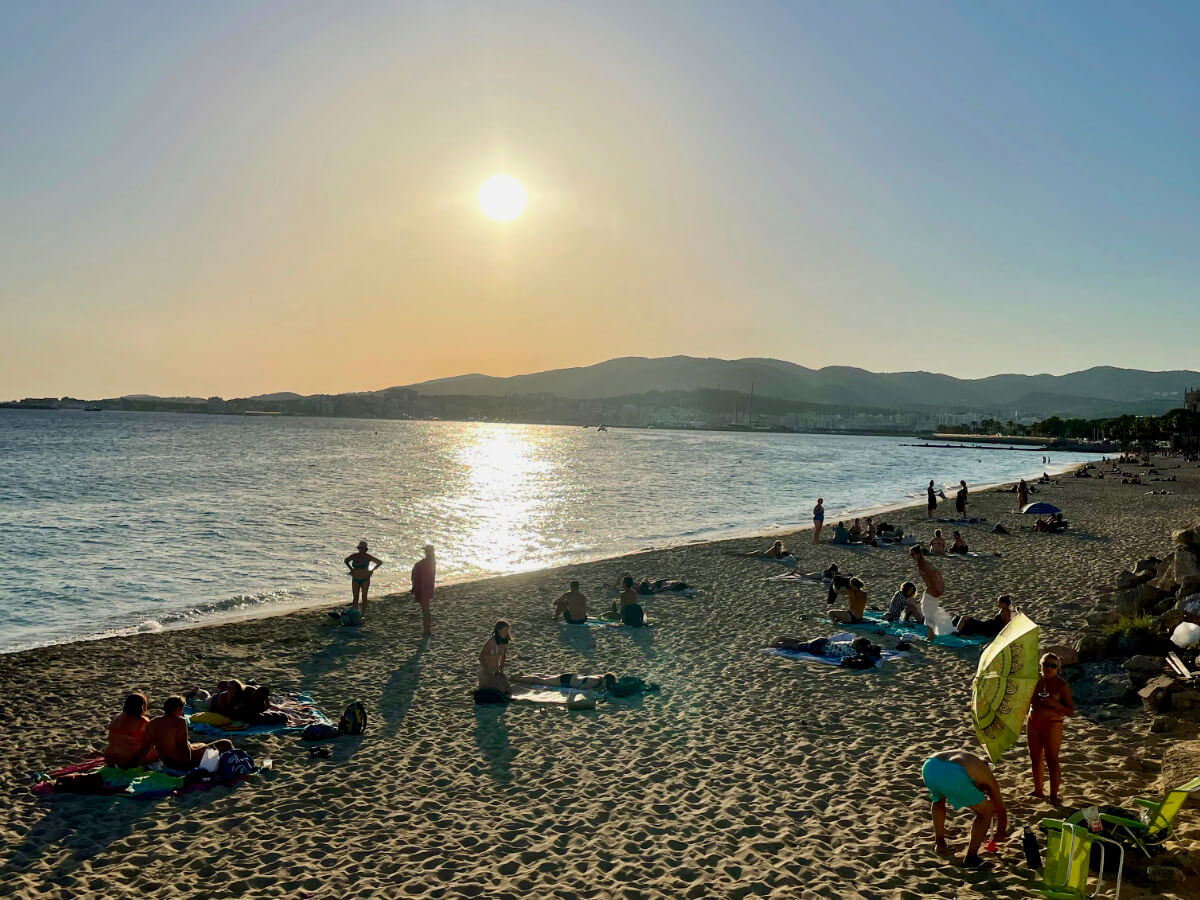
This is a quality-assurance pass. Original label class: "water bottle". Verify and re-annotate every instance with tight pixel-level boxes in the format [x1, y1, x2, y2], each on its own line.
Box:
[1023, 826, 1042, 870]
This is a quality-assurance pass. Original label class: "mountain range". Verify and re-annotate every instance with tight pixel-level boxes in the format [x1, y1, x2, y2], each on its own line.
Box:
[400, 357, 1198, 418]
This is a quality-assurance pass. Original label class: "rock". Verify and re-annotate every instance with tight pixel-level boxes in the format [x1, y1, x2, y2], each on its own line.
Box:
[1042, 644, 1079, 667]
[1117, 569, 1140, 590]
[1085, 609, 1120, 628]
[1174, 849, 1200, 876]
[1146, 865, 1184, 883]
[1160, 609, 1188, 633]
[1137, 583, 1170, 607]
[1115, 589, 1143, 619]
[1172, 528, 1198, 548]
[1176, 547, 1200, 594]
[1136, 556, 1161, 574]
[1139, 675, 1179, 712]
[1151, 714, 1180, 733]
[1170, 691, 1200, 711]
[1095, 672, 1136, 704]
[1075, 631, 1111, 663]
[1177, 593, 1200, 615]
[1158, 740, 1200, 804]
[1124, 655, 1166, 676]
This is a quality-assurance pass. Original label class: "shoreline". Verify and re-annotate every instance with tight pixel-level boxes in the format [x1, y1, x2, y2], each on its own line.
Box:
[3, 454, 1198, 899]
[1, 456, 1097, 657]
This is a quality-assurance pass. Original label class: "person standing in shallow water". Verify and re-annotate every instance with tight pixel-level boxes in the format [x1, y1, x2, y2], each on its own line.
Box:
[927, 481, 937, 519]
[411, 544, 436, 636]
[812, 498, 825, 543]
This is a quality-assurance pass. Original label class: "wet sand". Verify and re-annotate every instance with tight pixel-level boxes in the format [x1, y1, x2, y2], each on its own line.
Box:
[2, 459, 1198, 898]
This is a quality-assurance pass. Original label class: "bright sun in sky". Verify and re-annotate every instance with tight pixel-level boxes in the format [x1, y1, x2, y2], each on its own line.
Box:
[477, 174, 527, 221]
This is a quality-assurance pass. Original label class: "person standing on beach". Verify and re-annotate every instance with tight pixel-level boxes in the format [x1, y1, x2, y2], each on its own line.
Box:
[1017, 479, 1029, 510]
[345, 541, 383, 618]
[955, 480, 969, 517]
[927, 481, 937, 519]
[921, 749, 1008, 868]
[411, 544, 436, 636]
[1026, 652, 1074, 805]
[812, 498, 825, 543]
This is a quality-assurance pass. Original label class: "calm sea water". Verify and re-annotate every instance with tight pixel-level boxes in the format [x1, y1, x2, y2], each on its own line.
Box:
[0, 410, 1100, 652]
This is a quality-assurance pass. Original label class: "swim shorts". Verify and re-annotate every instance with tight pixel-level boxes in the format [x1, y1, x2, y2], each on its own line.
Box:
[922, 758, 986, 809]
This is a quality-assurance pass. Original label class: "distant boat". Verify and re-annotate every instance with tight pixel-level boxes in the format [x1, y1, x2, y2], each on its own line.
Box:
[597, 425, 608, 432]
[84, 405, 103, 412]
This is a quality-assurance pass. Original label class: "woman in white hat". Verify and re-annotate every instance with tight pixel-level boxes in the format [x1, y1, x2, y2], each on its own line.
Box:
[344, 540, 383, 617]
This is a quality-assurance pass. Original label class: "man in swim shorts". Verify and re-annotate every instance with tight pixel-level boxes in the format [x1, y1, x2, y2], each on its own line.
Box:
[146, 696, 233, 770]
[921, 749, 1008, 868]
[553, 581, 589, 624]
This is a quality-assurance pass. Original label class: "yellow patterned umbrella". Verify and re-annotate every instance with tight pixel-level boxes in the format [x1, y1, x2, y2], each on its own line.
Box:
[971, 613, 1041, 762]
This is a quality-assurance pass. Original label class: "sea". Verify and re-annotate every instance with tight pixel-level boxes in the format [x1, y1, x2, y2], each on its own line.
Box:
[0, 410, 1102, 653]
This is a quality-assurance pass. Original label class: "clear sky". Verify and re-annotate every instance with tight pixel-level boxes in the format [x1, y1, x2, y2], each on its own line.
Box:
[2, 1, 1198, 399]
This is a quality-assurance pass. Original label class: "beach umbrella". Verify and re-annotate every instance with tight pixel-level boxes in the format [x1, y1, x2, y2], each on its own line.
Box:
[1021, 502, 1060, 515]
[971, 613, 1041, 763]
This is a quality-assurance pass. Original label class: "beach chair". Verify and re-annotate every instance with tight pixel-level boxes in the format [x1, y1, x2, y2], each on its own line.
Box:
[1165, 652, 1196, 682]
[1098, 775, 1200, 856]
[1039, 818, 1123, 900]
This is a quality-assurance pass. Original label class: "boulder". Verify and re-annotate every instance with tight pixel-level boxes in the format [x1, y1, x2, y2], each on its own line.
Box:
[1172, 528, 1198, 548]
[1116, 569, 1140, 590]
[1135, 556, 1161, 574]
[1042, 644, 1079, 667]
[1094, 672, 1136, 704]
[1160, 609, 1188, 634]
[1125, 655, 1166, 677]
[1159, 741, 1200, 803]
[1140, 675, 1181, 713]
[1151, 714, 1180, 733]
[1176, 547, 1200, 594]
[1136, 583, 1170, 608]
[1115, 589, 1143, 619]
[1177, 593, 1200, 615]
[1074, 631, 1110, 663]
[1170, 691, 1200, 712]
[1085, 609, 1120, 628]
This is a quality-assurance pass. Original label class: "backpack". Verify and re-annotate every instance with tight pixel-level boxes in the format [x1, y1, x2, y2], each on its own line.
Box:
[217, 749, 257, 781]
[338, 701, 367, 736]
[301, 723, 339, 741]
[339, 608, 363, 627]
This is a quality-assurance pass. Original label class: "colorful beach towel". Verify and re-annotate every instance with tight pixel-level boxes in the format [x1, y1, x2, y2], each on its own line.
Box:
[185, 693, 331, 736]
[833, 614, 987, 649]
[31, 758, 248, 800]
[760, 645, 909, 669]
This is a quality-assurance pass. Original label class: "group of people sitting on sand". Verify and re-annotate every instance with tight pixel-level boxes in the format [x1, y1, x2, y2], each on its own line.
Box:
[827, 517, 904, 546]
[105, 692, 234, 772]
[550, 576, 659, 628]
[927, 529, 969, 554]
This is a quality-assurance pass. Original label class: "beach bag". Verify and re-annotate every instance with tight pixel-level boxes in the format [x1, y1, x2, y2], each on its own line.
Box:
[338, 701, 367, 736]
[339, 608, 363, 627]
[301, 723, 339, 741]
[217, 749, 256, 781]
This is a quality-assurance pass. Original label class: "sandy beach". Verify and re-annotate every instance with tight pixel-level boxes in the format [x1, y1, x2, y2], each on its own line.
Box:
[3, 460, 1198, 899]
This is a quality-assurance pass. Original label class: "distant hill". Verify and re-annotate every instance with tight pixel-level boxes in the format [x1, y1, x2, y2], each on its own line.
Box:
[400, 357, 1198, 418]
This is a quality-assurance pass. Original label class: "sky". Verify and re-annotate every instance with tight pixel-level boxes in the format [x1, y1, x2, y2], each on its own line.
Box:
[2, 1, 1199, 399]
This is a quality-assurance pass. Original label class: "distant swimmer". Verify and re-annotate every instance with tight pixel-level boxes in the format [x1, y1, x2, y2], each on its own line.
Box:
[411, 544, 436, 636]
[553, 580, 589, 625]
[345, 541, 383, 618]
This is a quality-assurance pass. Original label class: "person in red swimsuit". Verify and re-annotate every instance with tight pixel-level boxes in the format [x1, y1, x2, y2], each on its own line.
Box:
[104, 693, 150, 768]
[1026, 652, 1074, 805]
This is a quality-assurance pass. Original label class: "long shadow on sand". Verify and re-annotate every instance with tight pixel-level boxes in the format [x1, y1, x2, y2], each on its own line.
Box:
[378, 637, 428, 738]
[558, 624, 596, 658]
[0, 792, 156, 886]
[298, 627, 369, 696]
[473, 706, 515, 785]
[628, 625, 656, 660]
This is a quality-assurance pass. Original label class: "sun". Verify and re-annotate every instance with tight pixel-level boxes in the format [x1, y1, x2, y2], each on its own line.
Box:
[478, 174, 527, 221]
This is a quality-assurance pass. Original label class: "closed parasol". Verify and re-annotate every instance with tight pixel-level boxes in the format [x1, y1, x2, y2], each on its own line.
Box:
[1022, 502, 1060, 515]
[971, 612, 1041, 762]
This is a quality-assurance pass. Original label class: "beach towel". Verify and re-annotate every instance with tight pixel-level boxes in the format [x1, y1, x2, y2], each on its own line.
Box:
[185, 693, 331, 737]
[32, 758, 248, 800]
[761, 632, 910, 669]
[562, 617, 641, 629]
[767, 572, 830, 586]
[509, 684, 607, 706]
[834, 613, 987, 649]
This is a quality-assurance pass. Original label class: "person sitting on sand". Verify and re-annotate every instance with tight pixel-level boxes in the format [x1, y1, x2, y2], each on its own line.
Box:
[928, 530, 947, 555]
[479, 621, 512, 693]
[949, 531, 969, 555]
[832, 522, 850, 545]
[344, 540, 383, 618]
[105, 693, 151, 768]
[921, 748, 1008, 868]
[829, 577, 869, 625]
[883, 581, 923, 624]
[1039, 472, 1051, 484]
[821, 563, 840, 580]
[954, 594, 1012, 638]
[1042, 513, 1068, 533]
[145, 696, 233, 771]
[864, 517, 877, 542]
[553, 581, 589, 625]
[616, 576, 646, 627]
[848, 519, 862, 542]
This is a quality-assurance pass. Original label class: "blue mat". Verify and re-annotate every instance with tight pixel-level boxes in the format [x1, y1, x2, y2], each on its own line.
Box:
[833, 614, 987, 648]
